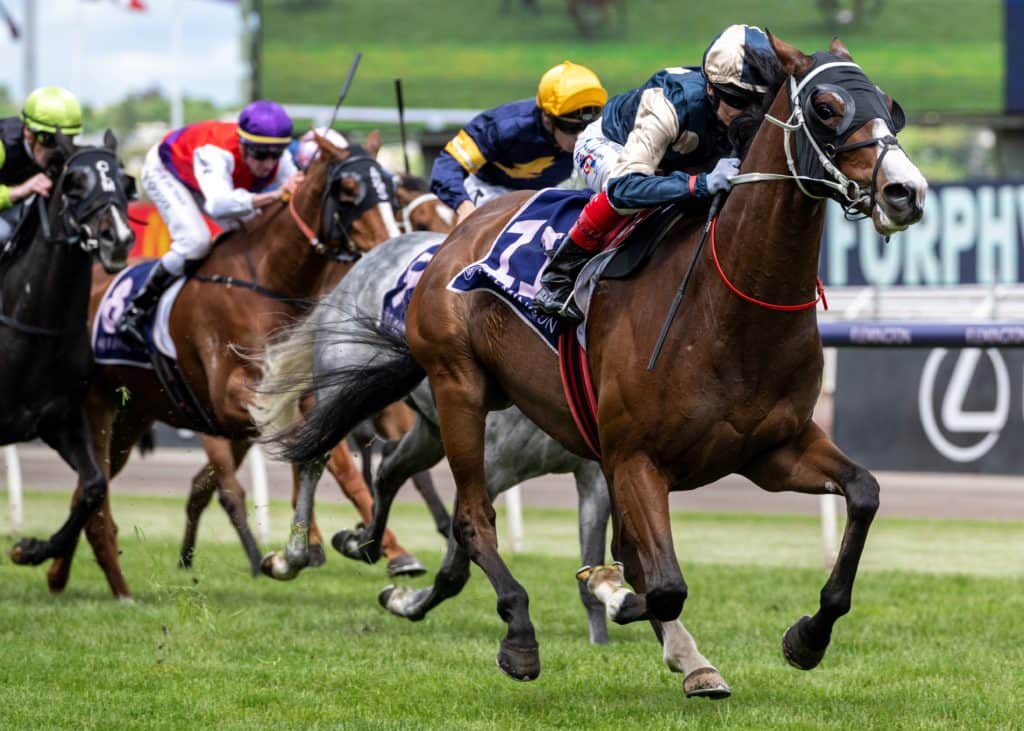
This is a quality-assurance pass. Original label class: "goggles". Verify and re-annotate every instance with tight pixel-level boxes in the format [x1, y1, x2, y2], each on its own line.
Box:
[243, 144, 286, 161]
[712, 85, 760, 111]
[550, 106, 602, 135]
[32, 131, 60, 149]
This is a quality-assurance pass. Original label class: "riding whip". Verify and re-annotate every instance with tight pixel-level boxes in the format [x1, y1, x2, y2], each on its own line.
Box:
[326, 51, 363, 133]
[646, 188, 726, 372]
[394, 78, 411, 175]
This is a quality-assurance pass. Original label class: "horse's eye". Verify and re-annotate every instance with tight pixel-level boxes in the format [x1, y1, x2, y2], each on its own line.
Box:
[815, 103, 834, 120]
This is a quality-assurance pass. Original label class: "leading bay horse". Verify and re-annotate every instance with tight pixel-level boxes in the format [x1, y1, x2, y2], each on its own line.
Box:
[14, 137, 399, 598]
[4, 133, 135, 567]
[274, 34, 927, 691]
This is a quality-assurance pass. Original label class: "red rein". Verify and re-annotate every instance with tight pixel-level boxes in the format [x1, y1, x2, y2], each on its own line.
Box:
[709, 216, 828, 312]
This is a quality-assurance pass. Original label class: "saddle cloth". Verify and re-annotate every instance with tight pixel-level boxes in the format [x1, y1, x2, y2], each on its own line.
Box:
[92, 260, 186, 367]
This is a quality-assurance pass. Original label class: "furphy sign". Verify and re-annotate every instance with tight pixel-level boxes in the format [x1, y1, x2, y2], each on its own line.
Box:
[834, 349, 1024, 473]
[819, 181, 1024, 286]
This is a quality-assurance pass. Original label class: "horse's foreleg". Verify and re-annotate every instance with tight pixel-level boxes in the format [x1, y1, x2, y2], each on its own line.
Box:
[742, 421, 879, 671]
[333, 417, 444, 576]
[202, 436, 261, 576]
[431, 366, 539, 681]
[574, 461, 611, 645]
[261, 455, 327, 580]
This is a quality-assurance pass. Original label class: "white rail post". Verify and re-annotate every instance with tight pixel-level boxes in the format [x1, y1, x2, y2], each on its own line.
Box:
[819, 348, 839, 568]
[248, 445, 271, 544]
[504, 484, 524, 553]
[5, 445, 23, 534]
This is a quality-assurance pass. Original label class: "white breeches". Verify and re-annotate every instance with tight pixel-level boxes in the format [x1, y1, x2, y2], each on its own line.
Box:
[141, 144, 212, 276]
[573, 117, 624, 194]
[463, 174, 514, 207]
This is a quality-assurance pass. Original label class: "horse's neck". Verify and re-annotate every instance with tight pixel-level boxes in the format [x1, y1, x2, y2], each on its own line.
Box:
[711, 92, 827, 310]
[247, 179, 328, 300]
[3, 225, 92, 329]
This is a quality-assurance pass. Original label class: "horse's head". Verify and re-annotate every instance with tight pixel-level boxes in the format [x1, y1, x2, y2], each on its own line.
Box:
[766, 33, 927, 236]
[50, 130, 135, 272]
[308, 133, 401, 259]
[393, 174, 455, 234]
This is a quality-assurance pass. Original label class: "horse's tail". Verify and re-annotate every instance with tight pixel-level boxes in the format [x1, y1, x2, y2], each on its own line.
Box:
[252, 312, 425, 464]
[248, 318, 316, 444]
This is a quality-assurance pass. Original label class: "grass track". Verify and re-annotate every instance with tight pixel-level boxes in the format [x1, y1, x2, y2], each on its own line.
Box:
[1, 492, 1022, 728]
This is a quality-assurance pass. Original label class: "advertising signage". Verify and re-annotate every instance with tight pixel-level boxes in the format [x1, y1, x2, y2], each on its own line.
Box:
[820, 181, 1024, 286]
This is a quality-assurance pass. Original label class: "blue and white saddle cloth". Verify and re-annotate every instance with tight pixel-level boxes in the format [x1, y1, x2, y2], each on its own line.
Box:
[447, 188, 591, 351]
[92, 260, 187, 367]
[380, 242, 444, 337]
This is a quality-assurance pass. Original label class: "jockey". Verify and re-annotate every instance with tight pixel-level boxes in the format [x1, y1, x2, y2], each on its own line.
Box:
[0, 87, 83, 244]
[116, 100, 304, 346]
[431, 60, 607, 224]
[534, 24, 781, 321]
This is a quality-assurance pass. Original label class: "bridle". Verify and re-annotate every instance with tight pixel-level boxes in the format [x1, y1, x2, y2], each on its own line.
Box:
[730, 58, 904, 221]
[398, 192, 442, 233]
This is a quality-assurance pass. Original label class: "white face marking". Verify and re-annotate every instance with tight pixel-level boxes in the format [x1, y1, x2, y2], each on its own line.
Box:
[376, 201, 402, 239]
[869, 119, 928, 235]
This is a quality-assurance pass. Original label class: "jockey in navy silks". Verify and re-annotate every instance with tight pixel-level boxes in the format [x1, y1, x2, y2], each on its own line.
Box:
[534, 24, 781, 321]
[431, 60, 608, 225]
[116, 100, 304, 346]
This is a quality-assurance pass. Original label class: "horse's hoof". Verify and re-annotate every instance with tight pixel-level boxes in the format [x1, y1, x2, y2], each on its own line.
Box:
[683, 667, 732, 699]
[331, 528, 380, 564]
[378, 584, 426, 622]
[9, 538, 49, 566]
[782, 616, 827, 670]
[497, 640, 540, 681]
[386, 553, 426, 578]
[308, 543, 327, 568]
[260, 552, 297, 581]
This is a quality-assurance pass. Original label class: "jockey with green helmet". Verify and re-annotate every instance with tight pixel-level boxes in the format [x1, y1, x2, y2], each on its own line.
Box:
[0, 86, 83, 242]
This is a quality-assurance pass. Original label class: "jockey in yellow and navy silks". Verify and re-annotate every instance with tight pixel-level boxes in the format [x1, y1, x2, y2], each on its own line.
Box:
[116, 100, 303, 347]
[534, 25, 781, 321]
[431, 61, 607, 224]
[0, 87, 83, 244]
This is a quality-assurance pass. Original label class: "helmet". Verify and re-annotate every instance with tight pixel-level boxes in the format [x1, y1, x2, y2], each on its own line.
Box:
[294, 127, 349, 170]
[702, 24, 775, 102]
[238, 100, 293, 147]
[536, 61, 607, 126]
[21, 86, 83, 136]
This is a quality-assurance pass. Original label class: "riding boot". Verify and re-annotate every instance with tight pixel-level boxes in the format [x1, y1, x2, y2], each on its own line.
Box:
[116, 261, 177, 348]
[533, 191, 628, 322]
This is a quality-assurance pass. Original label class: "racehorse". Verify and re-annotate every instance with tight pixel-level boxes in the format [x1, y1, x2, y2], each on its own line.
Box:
[4, 132, 135, 569]
[271, 34, 927, 690]
[177, 167, 454, 578]
[15, 136, 399, 599]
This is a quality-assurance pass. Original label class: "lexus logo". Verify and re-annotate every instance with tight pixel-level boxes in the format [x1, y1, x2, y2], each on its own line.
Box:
[918, 348, 1010, 462]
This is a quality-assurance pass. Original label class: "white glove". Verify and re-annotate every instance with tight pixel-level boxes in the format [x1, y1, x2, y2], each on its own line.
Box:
[705, 157, 740, 195]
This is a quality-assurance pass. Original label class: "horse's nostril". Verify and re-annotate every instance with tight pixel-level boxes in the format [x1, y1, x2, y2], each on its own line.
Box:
[883, 182, 914, 209]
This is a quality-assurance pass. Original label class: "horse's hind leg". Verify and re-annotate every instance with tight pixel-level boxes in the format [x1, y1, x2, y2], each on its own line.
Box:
[379, 515, 471, 620]
[261, 455, 327, 580]
[180, 462, 218, 570]
[429, 363, 539, 681]
[742, 421, 879, 671]
[574, 461, 611, 645]
[334, 415, 444, 571]
[326, 441, 425, 576]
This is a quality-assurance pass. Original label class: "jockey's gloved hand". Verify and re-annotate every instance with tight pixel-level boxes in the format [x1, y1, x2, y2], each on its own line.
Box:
[704, 157, 741, 195]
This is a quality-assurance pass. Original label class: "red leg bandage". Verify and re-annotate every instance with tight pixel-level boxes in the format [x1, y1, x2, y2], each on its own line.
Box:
[568, 191, 628, 253]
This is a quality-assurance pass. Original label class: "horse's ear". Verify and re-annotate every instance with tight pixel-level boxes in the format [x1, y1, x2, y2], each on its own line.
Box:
[767, 30, 814, 77]
[829, 36, 854, 61]
[364, 129, 381, 158]
[103, 129, 118, 153]
[314, 131, 348, 161]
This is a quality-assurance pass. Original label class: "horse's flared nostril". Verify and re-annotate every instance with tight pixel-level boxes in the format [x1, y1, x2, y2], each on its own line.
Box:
[883, 182, 914, 210]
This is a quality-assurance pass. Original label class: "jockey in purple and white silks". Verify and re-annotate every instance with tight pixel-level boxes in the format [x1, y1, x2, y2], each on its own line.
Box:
[534, 24, 781, 321]
[116, 100, 304, 347]
[431, 60, 608, 225]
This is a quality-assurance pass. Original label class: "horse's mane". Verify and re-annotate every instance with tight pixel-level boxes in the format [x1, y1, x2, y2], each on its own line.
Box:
[396, 173, 430, 193]
[727, 51, 787, 160]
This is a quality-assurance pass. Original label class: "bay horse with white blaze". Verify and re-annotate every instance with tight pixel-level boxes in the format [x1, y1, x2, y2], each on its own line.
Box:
[275, 34, 927, 692]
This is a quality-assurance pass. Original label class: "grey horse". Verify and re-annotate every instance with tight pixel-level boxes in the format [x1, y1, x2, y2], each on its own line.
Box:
[252, 232, 730, 693]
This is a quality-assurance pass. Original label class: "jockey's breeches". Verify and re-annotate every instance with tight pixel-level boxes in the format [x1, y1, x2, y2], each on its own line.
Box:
[142, 144, 212, 276]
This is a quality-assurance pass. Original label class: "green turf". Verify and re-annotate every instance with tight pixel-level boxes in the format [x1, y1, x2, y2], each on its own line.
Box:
[1, 491, 1022, 728]
[262, 0, 1002, 115]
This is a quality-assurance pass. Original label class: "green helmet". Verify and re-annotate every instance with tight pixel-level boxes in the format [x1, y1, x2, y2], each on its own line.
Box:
[21, 86, 83, 136]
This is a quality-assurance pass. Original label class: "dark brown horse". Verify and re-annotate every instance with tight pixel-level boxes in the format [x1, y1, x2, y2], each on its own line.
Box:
[19, 137, 399, 599]
[276, 35, 927, 689]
